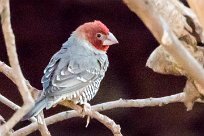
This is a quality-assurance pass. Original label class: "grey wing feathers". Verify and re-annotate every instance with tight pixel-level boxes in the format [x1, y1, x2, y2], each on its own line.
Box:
[46, 57, 101, 95]
[41, 47, 68, 90]
[41, 57, 59, 91]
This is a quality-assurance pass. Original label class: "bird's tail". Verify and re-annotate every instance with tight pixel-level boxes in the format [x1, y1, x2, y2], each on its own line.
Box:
[22, 97, 47, 121]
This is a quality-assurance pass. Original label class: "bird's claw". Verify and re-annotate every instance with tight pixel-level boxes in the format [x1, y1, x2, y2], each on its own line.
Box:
[81, 103, 92, 127]
[82, 103, 91, 113]
[85, 116, 90, 128]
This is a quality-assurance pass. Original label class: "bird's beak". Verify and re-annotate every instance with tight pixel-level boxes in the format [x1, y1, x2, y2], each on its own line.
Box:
[103, 32, 119, 46]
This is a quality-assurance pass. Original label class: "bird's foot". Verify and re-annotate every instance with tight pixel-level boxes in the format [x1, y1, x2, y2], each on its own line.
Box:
[81, 103, 92, 127]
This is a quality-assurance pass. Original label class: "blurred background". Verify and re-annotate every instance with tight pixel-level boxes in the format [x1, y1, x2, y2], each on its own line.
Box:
[0, 0, 204, 136]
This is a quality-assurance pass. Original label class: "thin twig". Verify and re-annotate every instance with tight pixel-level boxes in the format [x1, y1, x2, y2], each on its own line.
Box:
[0, 60, 41, 99]
[13, 92, 198, 136]
[0, 61, 15, 84]
[0, 115, 5, 125]
[0, 0, 34, 104]
[87, 109, 121, 136]
[0, 0, 34, 135]
[86, 108, 121, 136]
[0, 93, 37, 122]
[0, 93, 20, 111]
[37, 112, 51, 136]
[66, 102, 122, 136]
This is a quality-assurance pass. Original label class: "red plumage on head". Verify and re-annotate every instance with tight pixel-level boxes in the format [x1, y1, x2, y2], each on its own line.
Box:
[76, 20, 110, 52]
[92, 20, 109, 35]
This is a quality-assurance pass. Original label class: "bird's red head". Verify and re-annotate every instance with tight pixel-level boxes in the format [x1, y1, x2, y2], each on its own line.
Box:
[75, 20, 118, 52]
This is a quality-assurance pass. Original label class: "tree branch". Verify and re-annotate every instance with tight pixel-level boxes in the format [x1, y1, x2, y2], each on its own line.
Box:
[0, 93, 20, 111]
[0, 115, 5, 125]
[187, 0, 204, 31]
[0, 60, 41, 99]
[0, 61, 16, 84]
[64, 102, 122, 136]
[37, 112, 51, 136]
[0, 0, 34, 135]
[123, 0, 204, 95]
[13, 92, 200, 136]
[0, 93, 37, 122]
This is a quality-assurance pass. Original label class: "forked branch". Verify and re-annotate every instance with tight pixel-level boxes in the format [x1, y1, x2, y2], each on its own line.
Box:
[0, 0, 34, 135]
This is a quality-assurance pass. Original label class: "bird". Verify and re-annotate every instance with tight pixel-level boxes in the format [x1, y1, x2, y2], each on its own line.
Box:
[22, 20, 118, 120]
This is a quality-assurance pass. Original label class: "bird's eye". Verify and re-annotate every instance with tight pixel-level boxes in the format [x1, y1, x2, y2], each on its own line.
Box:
[96, 33, 102, 39]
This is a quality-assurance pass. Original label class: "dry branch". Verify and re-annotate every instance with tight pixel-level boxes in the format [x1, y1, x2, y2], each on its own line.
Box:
[13, 92, 194, 136]
[0, 93, 20, 111]
[141, 0, 204, 109]
[0, 115, 5, 125]
[123, 0, 204, 95]
[38, 112, 51, 136]
[0, 0, 34, 135]
[0, 61, 15, 84]
[187, 0, 204, 31]
[171, 0, 204, 42]
[0, 60, 39, 97]
[65, 102, 122, 136]
[0, 93, 37, 122]
[0, 0, 33, 102]
[160, 17, 204, 93]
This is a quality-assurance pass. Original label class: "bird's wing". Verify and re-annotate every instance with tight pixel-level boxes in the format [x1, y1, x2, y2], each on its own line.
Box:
[41, 44, 74, 91]
[41, 50, 63, 91]
[41, 48, 103, 97]
[47, 60, 101, 96]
